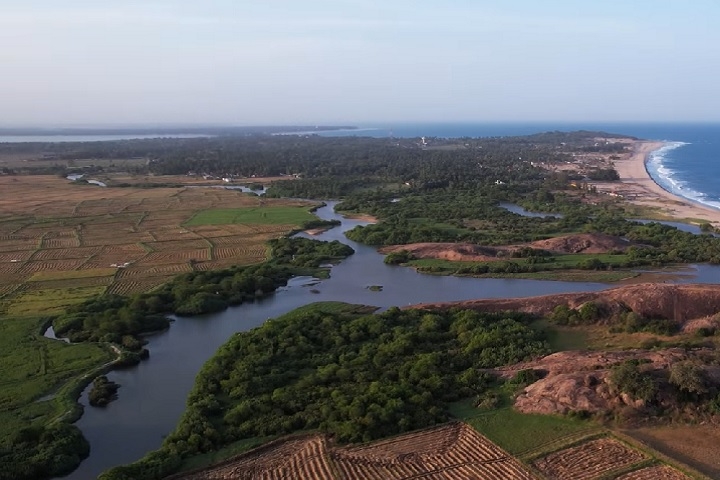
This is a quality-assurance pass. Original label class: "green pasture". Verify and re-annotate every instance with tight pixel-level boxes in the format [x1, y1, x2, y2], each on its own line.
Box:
[5, 286, 107, 316]
[0, 315, 111, 444]
[185, 206, 317, 226]
[449, 398, 597, 457]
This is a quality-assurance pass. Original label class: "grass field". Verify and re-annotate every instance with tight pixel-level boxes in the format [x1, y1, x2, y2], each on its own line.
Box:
[0, 175, 318, 457]
[185, 206, 316, 226]
[0, 315, 112, 444]
[449, 398, 596, 457]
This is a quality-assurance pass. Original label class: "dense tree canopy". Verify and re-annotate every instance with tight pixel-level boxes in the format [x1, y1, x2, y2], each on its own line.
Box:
[99, 303, 548, 480]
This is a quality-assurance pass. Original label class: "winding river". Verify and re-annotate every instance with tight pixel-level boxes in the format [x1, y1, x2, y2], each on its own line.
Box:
[56, 202, 720, 479]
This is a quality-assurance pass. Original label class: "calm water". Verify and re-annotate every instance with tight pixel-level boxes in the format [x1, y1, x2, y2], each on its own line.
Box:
[59, 202, 625, 479]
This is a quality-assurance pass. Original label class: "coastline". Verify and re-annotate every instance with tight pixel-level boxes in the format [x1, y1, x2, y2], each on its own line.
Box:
[613, 140, 720, 225]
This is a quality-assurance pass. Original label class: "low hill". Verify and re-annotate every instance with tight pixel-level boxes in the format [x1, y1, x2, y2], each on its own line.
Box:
[379, 242, 505, 261]
[412, 283, 720, 331]
[526, 233, 634, 254]
[491, 348, 720, 417]
[380, 233, 635, 263]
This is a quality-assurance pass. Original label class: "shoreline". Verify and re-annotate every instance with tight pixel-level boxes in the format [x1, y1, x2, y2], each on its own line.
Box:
[613, 140, 720, 225]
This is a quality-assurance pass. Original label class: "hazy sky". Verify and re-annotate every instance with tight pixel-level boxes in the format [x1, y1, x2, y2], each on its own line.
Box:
[2, 0, 719, 126]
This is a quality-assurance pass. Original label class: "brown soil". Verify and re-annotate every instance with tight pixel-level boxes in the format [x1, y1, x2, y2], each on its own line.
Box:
[534, 438, 646, 480]
[411, 283, 720, 331]
[168, 435, 335, 480]
[380, 242, 506, 261]
[379, 233, 635, 262]
[526, 233, 634, 254]
[171, 422, 537, 480]
[628, 425, 720, 479]
[493, 349, 719, 416]
[615, 465, 692, 480]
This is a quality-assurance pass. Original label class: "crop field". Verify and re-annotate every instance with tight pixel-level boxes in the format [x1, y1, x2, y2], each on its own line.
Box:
[616, 465, 692, 480]
[4, 286, 108, 316]
[332, 422, 535, 480]
[533, 438, 647, 480]
[185, 206, 317, 226]
[629, 426, 720, 478]
[0, 175, 318, 447]
[174, 423, 536, 480]
[0, 175, 317, 311]
[450, 399, 703, 480]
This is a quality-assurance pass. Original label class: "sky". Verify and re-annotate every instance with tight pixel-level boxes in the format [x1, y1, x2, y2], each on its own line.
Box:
[2, 0, 719, 126]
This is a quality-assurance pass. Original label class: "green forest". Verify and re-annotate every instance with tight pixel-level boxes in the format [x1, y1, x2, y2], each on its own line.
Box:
[0, 237, 353, 480]
[4, 130, 718, 479]
[99, 303, 548, 480]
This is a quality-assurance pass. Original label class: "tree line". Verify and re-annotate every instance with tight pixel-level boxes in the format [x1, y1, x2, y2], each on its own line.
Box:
[98, 303, 548, 480]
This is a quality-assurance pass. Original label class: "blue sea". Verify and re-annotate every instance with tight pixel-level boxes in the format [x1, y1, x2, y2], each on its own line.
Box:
[3, 123, 718, 212]
[321, 122, 720, 213]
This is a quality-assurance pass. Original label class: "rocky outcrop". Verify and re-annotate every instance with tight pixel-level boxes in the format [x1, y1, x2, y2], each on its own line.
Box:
[493, 349, 719, 416]
[526, 233, 634, 254]
[412, 283, 720, 330]
[380, 233, 635, 262]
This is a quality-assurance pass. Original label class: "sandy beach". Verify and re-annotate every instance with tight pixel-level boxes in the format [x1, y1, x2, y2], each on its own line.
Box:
[613, 140, 720, 225]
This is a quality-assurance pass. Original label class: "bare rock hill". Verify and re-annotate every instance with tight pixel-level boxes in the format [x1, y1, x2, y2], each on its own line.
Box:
[412, 283, 720, 330]
[491, 349, 720, 416]
[526, 233, 634, 254]
[379, 233, 635, 262]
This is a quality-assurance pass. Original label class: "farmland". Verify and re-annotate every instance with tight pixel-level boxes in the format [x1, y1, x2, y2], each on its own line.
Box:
[534, 437, 647, 479]
[0, 175, 319, 478]
[0, 175, 317, 305]
[185, 206, 317, 226]
[172, 423, 537, 480]
[167, 423, 704, 480]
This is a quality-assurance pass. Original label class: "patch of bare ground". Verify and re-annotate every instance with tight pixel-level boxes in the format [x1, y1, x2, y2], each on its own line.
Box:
[412, 283, 720, 333]
[169, 435, 335, 480]
[493, 348, 720, 416]
[534, 438, 646, 480]
[331, 422, 535, 480]
[379, 233, 635, 263]
[379, 242, 505, 261]
[627, 425, 720, 479]
[616, 465, 692, 480]
[526, 233, 634, 254]
[341, 212, 378, 223]
[170, 423, 538, 480]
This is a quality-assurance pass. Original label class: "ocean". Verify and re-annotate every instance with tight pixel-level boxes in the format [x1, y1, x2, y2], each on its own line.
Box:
[3, 122, 718, 213]
[320, 122, 720, 214]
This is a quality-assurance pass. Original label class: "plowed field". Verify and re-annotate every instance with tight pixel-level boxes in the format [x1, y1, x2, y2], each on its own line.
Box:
[172, 423, 537, 480]
[616, 465, 691, 480]
[0, 175, 316, 314]
[534, 438, 646, 480]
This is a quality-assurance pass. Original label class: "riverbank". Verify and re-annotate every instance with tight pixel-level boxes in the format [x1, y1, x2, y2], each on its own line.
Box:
[613, 141, 720, 226]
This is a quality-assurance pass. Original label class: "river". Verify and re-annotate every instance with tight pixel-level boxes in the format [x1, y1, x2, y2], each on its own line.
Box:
[56, 202, 720, 479]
